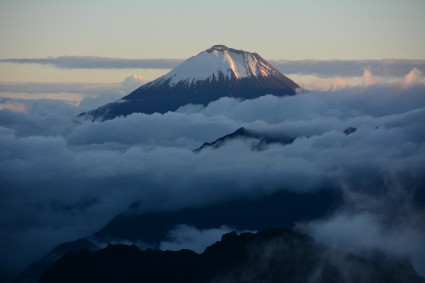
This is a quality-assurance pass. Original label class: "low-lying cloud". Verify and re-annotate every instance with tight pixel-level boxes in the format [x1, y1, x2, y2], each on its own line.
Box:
[0, 75, 424, 275]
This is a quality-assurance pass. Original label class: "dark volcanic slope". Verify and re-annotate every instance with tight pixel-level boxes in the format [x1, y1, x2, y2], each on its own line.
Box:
[78, 45, 299, 121]
[39, 228, 424, 283]
[194, 126, 358, 152]
[194, 127, 295, 152]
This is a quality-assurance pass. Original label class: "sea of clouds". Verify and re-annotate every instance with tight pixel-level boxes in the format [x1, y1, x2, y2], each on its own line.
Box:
[0, 70, 424, 277]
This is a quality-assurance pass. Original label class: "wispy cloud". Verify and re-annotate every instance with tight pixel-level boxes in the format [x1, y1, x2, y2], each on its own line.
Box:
[0, 56, 182, 69]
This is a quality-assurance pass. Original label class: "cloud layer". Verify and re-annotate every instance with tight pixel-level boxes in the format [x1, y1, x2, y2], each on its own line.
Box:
[3, 56, 425, 78]
[0, 75, 424, 275]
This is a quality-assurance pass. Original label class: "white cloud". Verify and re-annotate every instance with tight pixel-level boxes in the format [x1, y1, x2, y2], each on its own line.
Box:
[362, 69, 375, 86]
[299, 67, 425, 91]
[403, 68, 424, 86]
[361, 67, 425, 87]
[121, 75, 149, 93]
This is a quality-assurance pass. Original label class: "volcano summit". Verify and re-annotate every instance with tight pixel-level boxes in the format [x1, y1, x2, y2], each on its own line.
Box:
[78, 45, 299, 121]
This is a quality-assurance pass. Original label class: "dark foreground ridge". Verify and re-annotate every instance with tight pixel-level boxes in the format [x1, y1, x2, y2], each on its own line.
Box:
[39, 228, 424, 283]
[17, 189, 341, 283]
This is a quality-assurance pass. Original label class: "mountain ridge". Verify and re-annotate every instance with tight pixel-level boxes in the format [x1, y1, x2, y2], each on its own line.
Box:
[39, 228, 425, 283]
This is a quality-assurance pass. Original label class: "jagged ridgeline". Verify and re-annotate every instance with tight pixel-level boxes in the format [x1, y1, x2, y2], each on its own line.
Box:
[39, 228, 425, 283]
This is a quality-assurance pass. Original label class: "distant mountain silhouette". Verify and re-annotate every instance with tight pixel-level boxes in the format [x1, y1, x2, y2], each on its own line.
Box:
[195, 126, 359, 152]
[39, 228, 425, 283]
[194, 127, 295, 152]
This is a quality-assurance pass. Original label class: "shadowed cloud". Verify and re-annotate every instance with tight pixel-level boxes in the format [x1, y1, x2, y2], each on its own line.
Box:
[0, 79, 424, 276]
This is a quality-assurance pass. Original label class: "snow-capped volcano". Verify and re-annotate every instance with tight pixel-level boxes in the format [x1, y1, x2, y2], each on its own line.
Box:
[78, 45, 299, 121]
[151, 45, 290, 86]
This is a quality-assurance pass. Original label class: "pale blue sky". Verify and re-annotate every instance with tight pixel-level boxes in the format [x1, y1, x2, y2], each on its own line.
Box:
[1, 0, 424, 59]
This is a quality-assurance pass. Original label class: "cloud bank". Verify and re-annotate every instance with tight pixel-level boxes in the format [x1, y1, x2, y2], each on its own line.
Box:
[0, 74, 424, 276]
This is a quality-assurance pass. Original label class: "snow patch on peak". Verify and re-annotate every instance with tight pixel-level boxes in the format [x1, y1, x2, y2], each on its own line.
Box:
[207, 45, 230, 52]
[150, 46, 279, 88]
